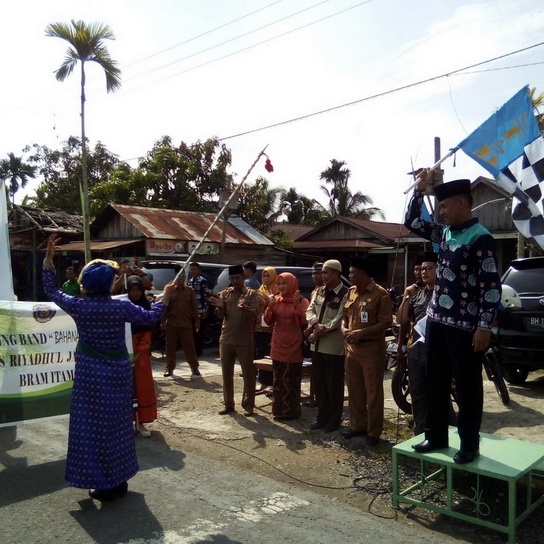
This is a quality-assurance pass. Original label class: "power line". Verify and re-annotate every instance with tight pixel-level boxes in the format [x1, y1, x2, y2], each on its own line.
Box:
[124, 0, 287, 68]
[123, 0, 335, 83]
[126, 0, 376, 92]
[219, 40, 544, 140]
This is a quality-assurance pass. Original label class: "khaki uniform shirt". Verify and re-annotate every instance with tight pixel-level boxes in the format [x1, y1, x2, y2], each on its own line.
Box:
[163, 285, 199, 328]
[306, 283, 348, 356]
[343, 281, 392, 356]
[216, 287, 261, 346]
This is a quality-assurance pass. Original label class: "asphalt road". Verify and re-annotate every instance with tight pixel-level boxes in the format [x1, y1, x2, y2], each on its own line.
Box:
[0, 417, 458, 544]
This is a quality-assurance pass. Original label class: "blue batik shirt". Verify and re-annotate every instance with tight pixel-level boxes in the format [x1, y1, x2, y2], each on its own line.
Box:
[405, 190, 502, 332]
[186, 275, 210, 315]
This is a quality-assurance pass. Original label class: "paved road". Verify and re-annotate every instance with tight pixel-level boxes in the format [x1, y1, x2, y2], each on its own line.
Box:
[0, 417, 458, 544]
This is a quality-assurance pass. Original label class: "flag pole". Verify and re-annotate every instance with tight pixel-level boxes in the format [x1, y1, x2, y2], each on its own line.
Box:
[403, 148, 457, 194]
[172, 145, 269, 283]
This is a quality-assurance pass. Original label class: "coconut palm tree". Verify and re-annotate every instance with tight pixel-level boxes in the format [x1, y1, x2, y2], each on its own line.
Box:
[45, 20, 121, 262]
[0, 153, 36, 205]
[319, 158, 384, 219]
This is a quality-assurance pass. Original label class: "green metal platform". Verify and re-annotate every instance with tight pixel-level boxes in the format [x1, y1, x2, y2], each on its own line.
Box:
[392, 427, 544, 543]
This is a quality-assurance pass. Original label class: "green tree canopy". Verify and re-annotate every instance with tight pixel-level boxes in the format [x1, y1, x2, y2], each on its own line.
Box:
[319, 158, 384, 220]
[235, 176, 282, 234]
[0, 152, 36, 204]
[27, 137, 120, 212]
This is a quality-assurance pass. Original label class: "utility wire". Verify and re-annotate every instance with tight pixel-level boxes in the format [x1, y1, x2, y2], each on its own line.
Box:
[124, 0, 287, 68]
[219, 40, 544, 140]
[119, 0, 376, 92]
[123, 0, 336, 83]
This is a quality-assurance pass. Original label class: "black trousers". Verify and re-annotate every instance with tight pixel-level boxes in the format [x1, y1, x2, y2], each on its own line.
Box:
[425, 321, 483, 451]
[311, 351, 345, 427]
[408, 341, 456, 437]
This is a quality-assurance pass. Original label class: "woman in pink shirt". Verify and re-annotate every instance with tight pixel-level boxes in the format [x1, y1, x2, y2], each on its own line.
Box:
[264, 273, 309, 419]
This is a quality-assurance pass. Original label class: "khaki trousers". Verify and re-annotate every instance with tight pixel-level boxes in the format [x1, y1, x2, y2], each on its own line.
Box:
[165, 326, 199, 373]
[345, 341, 385, 438]
[219, 343, 256, 412]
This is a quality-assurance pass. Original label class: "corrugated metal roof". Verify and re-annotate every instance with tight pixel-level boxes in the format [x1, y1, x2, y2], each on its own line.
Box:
[56, 239, 139, 252]
[294, 239, 387, 250]
[227, 216, 274, 246]
[109, 205, 273, 246]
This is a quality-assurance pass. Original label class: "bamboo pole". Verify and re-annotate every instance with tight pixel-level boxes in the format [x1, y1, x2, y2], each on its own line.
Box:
[172, 145, 269, 283]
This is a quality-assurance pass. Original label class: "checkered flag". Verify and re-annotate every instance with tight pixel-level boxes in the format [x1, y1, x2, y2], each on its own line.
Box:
[497, 136, 544, 249]
[457, 86, 544, 251]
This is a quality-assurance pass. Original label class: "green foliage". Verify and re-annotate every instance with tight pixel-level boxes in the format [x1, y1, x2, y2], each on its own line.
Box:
[45, 20, 121, 92]
[278, 187, 327, 226]
[319, 158, 385, 219]
[0, 152, 36, 203]
[236, 176, 281, 234]
[267, 229, 294, 250]
[27, 137, 120, 212]
[133, 136, 232, 211]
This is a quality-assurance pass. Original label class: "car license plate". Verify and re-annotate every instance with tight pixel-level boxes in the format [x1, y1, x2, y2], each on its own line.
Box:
[526, 316, 544, 329]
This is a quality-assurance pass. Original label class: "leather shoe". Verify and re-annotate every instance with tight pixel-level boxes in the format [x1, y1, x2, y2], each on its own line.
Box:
[364, 435, 380, 446]
[89, 488, 116, 501]
[341, 429, 366, 439]
[163, 370, 173, 377]
[114, 481, 128, 497]
[243, 411, 254, 417]
[310, 422, 325, 430]
[218, 408, 235, 415]
[323, 423, 339, 433]
[412, 439, 448, 453]
[453, 449, 480, 464]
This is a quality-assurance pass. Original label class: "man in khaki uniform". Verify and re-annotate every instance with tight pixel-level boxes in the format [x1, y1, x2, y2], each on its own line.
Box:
[342, 257, 392, 445]
[306, 259, 348, 433]
[162, 270, 201, 378]
[210, 265, 262, 416]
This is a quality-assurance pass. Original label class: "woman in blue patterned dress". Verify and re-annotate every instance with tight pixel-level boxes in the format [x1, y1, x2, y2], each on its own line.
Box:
[43, 235, 175, 501]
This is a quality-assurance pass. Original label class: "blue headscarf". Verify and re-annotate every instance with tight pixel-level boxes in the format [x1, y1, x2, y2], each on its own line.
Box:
[80, 259, 119, 294]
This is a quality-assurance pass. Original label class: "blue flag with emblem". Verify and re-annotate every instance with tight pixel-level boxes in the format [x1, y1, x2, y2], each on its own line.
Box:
[457, 86, 544, 250]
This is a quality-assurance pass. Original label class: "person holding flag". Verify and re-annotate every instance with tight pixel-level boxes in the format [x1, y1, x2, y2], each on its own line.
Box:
[404, 172, 501, 464]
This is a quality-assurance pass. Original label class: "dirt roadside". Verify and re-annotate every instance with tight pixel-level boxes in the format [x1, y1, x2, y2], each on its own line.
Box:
[144, 348, 544, 544]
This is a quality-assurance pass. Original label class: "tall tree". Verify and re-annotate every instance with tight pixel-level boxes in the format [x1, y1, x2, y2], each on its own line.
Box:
[28, 138, 120, 212]
[46, 20, 121, 263]
[319, 158, 384, 220]
[87, 136, 233, 216]
[279, 187, 327, 226]
[0, 152, 36, 204]
[236, 177, 282, 234]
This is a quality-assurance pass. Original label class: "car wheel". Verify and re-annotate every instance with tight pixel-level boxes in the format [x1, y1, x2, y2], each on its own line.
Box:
[503, 366, 529, 385]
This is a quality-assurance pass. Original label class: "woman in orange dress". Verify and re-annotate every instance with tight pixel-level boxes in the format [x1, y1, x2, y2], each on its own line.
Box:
[127, 275, 157, 437]
[264, 273, 309, 419]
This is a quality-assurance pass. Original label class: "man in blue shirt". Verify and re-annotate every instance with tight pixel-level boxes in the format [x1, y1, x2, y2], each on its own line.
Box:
[404, 171, 501, 464]
[243, 261, 260, 289]
[187, 262, 210, 359]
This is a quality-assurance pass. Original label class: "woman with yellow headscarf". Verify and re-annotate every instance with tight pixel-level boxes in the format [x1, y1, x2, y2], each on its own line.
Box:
[254, 267, 278, 362]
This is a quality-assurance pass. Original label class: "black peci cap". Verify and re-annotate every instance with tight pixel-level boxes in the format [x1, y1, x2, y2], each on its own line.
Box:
[434, 179, 471, 202]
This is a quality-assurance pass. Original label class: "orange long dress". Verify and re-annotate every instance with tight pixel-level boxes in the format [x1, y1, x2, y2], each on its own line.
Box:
[132, 331, 157, 424]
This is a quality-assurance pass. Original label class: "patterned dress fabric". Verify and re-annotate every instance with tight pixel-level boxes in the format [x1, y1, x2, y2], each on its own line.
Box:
[43, 268, 166, 490]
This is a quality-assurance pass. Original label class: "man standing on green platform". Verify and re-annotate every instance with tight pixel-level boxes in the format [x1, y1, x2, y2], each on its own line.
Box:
[404, 170, 501, 464]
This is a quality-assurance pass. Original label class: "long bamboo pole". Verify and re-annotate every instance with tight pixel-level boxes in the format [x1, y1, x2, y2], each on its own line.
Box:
[172, 145, 269, 283]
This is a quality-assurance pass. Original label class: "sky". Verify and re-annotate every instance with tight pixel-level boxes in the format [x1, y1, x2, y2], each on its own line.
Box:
[2, 0, 544, 225]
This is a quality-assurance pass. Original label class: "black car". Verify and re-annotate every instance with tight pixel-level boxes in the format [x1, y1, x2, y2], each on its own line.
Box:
[493, 256, 544, 384]
[213, 266, 350, 299]
[141, 260, 229, 292]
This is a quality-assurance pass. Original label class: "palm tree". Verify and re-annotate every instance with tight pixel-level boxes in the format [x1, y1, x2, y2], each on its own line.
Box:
[0, 153, 37, 205]
[319, 158, 384, 219]
[46, 20, 121, 263]
[279, 187, 327, 225]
